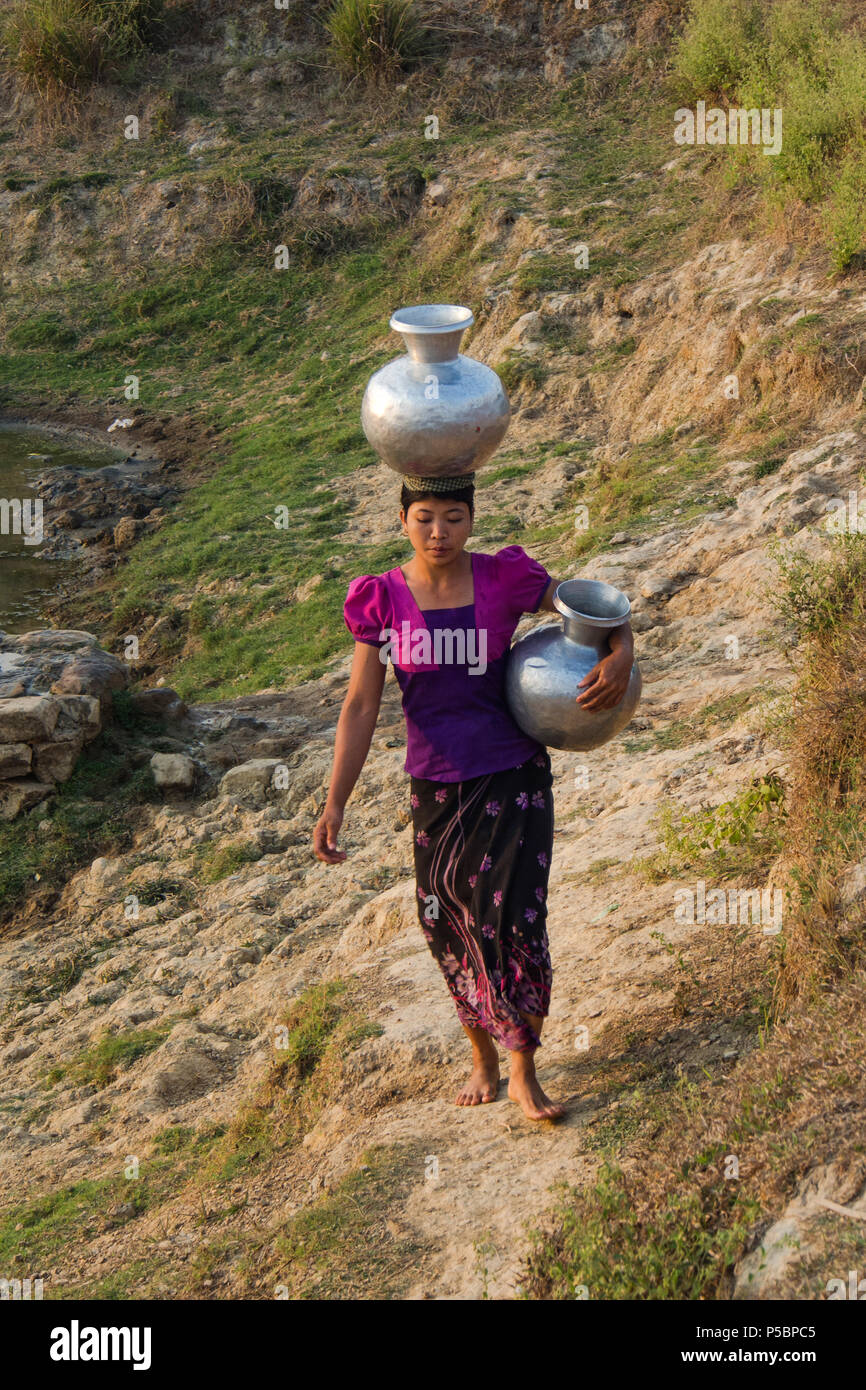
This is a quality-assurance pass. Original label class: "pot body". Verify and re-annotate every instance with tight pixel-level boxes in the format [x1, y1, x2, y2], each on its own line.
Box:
[361, 304, 510, 477]
[505, 578, 642, 752]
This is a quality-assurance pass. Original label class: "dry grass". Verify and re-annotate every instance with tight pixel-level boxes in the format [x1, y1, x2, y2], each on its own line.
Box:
[523, 524, 866, 1299]
[768, 537, 866, 1011]
[523, 965, 866, 1299]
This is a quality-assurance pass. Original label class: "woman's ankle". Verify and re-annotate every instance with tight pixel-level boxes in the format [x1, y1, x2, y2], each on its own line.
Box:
[509, 1047, 537, 1073]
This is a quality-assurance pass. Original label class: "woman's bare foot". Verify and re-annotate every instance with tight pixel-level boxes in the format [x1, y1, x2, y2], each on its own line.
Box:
[507, 1055, 565, 1121]
[456, 1055, 500, 1105]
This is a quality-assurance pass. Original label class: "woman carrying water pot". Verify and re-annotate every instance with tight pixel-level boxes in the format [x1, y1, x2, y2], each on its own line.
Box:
[313, 471, 634, 1121]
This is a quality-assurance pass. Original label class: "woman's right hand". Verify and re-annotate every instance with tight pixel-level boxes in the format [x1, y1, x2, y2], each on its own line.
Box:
[313, 804, 347, 864]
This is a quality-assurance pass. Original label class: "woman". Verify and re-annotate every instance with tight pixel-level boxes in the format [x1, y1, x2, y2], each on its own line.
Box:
[313, 472, 634, 1121]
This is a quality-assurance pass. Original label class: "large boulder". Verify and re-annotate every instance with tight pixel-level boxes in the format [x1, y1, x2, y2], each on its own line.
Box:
[50, 651, 129, 713]
[0, 743, 32, 778]
[219, 758, 283, 802]
[0, 695, 61, 742]
[130, 687, 188, 720]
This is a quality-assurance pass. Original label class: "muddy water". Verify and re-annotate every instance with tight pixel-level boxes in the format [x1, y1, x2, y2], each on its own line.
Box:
[0, 424, 120, 634]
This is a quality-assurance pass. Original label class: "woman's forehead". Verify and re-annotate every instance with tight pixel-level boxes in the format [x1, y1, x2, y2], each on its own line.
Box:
[407, 498, 471, 511]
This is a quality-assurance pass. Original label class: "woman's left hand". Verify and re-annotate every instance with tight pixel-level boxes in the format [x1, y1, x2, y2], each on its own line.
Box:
[576, 651, 632, 711]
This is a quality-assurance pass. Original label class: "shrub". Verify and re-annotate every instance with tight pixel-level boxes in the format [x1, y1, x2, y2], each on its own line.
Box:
[674, 0, 866, 266]
[825, 141, 866, 273]
[672, 0, 763, 99]
[325, 0, 438, 85]
[0, 0, 112, 95]
[0, 0, 166, 98]
[496, 350, 548, 395]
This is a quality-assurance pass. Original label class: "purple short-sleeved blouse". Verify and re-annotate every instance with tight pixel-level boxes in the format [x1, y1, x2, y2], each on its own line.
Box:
[343, 545, 552, 782]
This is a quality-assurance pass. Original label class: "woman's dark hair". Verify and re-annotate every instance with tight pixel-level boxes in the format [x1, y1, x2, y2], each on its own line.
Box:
[400, 480, 475, 514]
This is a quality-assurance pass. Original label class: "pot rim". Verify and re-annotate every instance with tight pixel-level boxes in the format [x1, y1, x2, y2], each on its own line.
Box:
[553, 577, 631, 627]
[390, 304, 475, 335]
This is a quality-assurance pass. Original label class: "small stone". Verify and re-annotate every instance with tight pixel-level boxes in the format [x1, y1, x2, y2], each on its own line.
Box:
[130, 688, 188, 721]
[425, 179, 451, 206]
[150, 753, 197, 791]
[639, 575, 675, 601]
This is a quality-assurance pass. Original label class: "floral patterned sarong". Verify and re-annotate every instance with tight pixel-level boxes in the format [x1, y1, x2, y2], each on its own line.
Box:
[410, 750, 554, 1051]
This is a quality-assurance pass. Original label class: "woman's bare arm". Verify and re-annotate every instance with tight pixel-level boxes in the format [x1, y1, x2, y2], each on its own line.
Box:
[538, 578, 558, 613]
[313, 642, 386, 863]
[535, 576, 634, 711]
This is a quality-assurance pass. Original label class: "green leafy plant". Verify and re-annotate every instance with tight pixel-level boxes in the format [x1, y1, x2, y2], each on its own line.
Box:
[674, 0, 866, 264]
[672, 775, 785, 852]
[642, 775, 787, 882]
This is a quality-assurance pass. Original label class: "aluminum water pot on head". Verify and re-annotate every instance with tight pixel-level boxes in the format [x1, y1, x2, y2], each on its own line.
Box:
[361, 304, 511, 478]
[505, 578, 642, 752]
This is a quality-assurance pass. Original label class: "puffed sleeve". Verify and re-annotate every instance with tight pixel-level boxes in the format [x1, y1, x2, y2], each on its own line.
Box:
[494, 545, 552, 617]
[343, 574, 387, 646]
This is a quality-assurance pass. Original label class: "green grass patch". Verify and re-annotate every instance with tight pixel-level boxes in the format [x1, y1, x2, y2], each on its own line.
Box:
[673, 0, 866, 269]
[326, 0, 442, 87]
[523, 1156, 761, 1300]
[0, 1120, 224, 1295]
[622, 690, 757, 754]
[191, 838, 263, 884]
[199, 979, 383, 1185]
[0, 0, 173, 101]
[267, 1142, 429, 1298]
[42, 1022, 174, 1089]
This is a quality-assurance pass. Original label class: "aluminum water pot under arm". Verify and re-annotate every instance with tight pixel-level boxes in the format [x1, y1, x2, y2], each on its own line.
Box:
[504, 578, 642, 751]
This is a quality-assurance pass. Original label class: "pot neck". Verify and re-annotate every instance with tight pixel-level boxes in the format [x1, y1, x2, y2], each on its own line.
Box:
[561, 615, 621, 646]
[399, 327, 466, 364]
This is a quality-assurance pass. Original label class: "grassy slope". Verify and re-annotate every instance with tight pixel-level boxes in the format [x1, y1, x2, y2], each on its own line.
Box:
[2, 2, 866, 1301]
[0, 32, 728, 700]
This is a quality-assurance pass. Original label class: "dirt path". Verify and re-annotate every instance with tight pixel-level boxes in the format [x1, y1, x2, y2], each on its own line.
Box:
[3, 429, 859, 1297]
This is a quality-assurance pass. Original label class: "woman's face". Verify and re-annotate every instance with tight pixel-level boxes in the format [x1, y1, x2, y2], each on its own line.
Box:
[400, 498, 473, 565]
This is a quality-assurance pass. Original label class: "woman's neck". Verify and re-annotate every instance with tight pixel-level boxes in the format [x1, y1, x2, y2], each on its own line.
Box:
[402, 550, 473, 603]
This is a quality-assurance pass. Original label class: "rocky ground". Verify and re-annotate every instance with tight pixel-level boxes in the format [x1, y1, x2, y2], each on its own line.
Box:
[2, 425, 862, 1298]
[2, 0, 865, 1301]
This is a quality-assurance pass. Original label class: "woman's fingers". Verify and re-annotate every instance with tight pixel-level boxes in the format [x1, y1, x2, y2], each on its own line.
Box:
[313, 816, 347, 863]
[576, 665, 604, 706]
[576, 661, 628, 710]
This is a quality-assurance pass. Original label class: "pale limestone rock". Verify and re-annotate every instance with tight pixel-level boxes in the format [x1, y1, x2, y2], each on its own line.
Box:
[150, 752, 197, 791]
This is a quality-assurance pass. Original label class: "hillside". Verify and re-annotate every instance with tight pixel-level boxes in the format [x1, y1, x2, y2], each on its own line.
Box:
[1, 0, 866, 1302]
